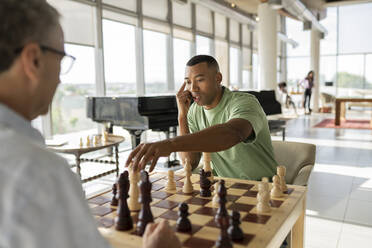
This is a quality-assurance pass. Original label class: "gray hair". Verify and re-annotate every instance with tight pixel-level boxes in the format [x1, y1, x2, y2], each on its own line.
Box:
[0, 0, 60, 72]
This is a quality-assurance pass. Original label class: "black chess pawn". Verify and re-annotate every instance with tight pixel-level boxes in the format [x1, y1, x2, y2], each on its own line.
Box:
[137, 170, 154, 236]
[215, 180, 228, 226]
[228, 210, 244, 242]
[176, 202, 192, 232]
[111, 182, 118, 206]
[115, 171, 133, 231]
[199, 169, 212, 197]
[215, 212, 232, 248]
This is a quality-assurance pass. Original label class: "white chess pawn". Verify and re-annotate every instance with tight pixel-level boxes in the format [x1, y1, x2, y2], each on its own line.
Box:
[79, 137, 83, 147]
[128, 165, 140, 211]
[203, 152, 214, 181]
[183, 159, 193, 194]
[277, 166, 288, 192]
[86, 136, 91, 146]
[271, 175, 283, 198]
[256, 182, 271, 213]
[93, 136, 99, 146]
[212, 180, 220, 207]
[103, 131, 108, 143]
[165, 170, 176, 191]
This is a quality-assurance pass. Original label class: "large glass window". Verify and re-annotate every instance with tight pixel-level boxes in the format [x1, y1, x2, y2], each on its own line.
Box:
[286, 18, 310, 57]
[319, 56, 337, 95]
[229, 47, 239, 89]
[287, 57, 310, 91]
[338, 3, 372, 54]
[337, 54, 364, 95]
[173, 38, 191, 90]
[52, 44, 96, 135]
[103, 19, 136, 95]
[196, 35, 212, 55]
[143, 30, 167, 94]
[365, 55, 372, 90]
[320, 7, 337, 55]
[215, 40, 229, 86]
[252, 53, 259, 89]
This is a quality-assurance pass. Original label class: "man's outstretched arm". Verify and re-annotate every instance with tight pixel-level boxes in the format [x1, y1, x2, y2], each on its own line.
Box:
[125, 118, 253, 171]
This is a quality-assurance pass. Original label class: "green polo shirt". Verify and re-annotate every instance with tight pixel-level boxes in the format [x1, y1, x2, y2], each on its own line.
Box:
[187, 87, 277, 180]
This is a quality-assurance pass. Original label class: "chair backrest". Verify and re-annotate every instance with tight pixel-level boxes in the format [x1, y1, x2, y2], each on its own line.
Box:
[272, 140, 316, 184]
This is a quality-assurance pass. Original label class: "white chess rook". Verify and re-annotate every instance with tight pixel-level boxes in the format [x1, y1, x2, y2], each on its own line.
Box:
[165, 170, 177, 191]
[128, 165, 140, 211]
[256, 182, 271, 213]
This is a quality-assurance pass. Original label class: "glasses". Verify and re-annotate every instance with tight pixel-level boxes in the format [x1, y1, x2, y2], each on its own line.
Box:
[14, 45, 76, 75]
[39, 45, 76, 75]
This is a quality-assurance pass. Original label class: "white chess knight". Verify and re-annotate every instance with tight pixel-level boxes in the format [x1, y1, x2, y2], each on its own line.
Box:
[183, 159, 193, 194]
[165, 170, 177, 191]
[212, 180, 220, 207]
[203, 152, 214, 181]
[128, 164, 140, 211]
[277, 166, 288, 192]
[256, 181, 271, 213]
[270, 175, 283, 198]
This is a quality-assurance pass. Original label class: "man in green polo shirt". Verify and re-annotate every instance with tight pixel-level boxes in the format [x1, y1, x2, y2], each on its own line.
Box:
[126, 55, 277, 180]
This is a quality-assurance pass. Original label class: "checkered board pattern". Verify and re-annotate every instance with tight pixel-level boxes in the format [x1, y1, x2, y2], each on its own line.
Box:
[88, 172, 305, 248]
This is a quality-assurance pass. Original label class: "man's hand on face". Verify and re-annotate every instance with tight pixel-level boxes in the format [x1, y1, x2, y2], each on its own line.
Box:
[176, 82, 192, 118]
[125, 140, 174, 172]
[142, 220, 181, 248]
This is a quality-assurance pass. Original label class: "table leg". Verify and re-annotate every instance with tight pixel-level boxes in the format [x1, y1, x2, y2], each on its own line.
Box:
[291, 196, 306, 248]
[76, 155, 82, 181]
[282, 127, 286, 141]
[335, 100, 341, 126]
[115, 145, 119, 177]
[340, 102, 346, 122]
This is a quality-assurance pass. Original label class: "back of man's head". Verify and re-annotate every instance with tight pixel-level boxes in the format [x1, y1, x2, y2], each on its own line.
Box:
[186, 55, 220, 73]
[0, 0, 60, 73]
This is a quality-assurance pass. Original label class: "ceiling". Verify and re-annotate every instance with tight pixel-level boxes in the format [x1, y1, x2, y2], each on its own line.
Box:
[224, 0, 368, 15]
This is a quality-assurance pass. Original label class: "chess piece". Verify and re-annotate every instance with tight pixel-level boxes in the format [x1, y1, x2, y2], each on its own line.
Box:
[212, 180, 220, 208]
[79, 137, 83, 147]
[111, 182, 118, 206]
[271, 175, 283, 198]
[256, 181, 271, 213]
[203, 152, 214, 181]
[137, 170, 154, 236]
[165, 170, 176, 191]
[93, 135, 99, 146]
[277, 166, 288, 192]
[215, 180, 232, 248]
[128, 165, 141, 211]
[176, 202, 192, 232]
[115, 171, 133, 231]
[215, 180, 228, 225]
[199, 169, 212, 197]
[103, 131, 108, 143]
[228, 211, 244, 242]
[86, 136, 91, 146]
[183, 159, 193, 194]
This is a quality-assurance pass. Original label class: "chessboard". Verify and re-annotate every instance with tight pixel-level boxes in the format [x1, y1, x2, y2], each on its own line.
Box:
[88, 171, 306, 248]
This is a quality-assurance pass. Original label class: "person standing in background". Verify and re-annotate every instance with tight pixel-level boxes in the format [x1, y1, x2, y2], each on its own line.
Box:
[301, 70, 314, 114]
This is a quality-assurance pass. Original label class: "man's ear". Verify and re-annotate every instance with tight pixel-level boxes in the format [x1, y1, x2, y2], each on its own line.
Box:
[21, 43, 43, 86]
[216, 72, 222, 84]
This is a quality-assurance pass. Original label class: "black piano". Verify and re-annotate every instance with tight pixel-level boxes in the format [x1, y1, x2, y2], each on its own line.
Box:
[86, 95, 180, 167]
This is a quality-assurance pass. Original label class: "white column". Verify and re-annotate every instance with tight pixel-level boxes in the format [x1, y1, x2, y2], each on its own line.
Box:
[258, 3, 277, 90]
[311, 28, 320, 112]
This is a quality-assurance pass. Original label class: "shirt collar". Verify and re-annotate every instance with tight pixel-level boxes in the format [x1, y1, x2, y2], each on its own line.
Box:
[0, 103, 45, 145]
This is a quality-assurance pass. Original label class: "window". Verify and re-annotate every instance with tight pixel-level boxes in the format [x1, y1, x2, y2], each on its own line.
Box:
[286, 18, 310, 57]
[52, 44, 96, 135]
[215, 40, 229, 86]
[229, 47, 239, 89]
[196, 35, 212, 55]
[365, 55, 372, 90]
[173, 38, 191, 91]
[103, 19, 136, 95]
[320, 7, 337, 55]
[337, 55, 364, 94]
[143, 30, 167, 94]
[287, 57, 310, 90]
[339, 3, 372, 54]
[252, 53, 259, 89]
[319, 56, 337, 95]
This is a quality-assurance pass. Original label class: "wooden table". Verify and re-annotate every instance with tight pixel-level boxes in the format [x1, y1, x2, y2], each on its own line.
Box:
[48, 134, 124, 182]
[93, 171, 307, 248]
[335, 98, 372, 126]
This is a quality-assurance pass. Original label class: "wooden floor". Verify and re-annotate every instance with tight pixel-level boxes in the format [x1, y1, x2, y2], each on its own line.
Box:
[82, 109, 372, 248]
